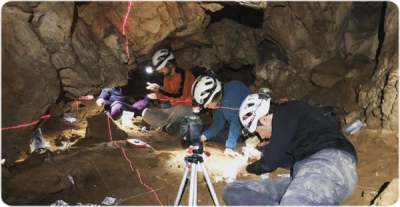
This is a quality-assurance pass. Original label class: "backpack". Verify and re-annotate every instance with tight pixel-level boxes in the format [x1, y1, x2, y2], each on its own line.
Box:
[178, 115, 202, 139]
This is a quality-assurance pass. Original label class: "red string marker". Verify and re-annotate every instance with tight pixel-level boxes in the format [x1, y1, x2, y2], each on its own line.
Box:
[2, 115, 51, 131]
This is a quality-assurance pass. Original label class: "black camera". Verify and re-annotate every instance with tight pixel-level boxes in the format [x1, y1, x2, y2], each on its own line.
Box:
[182, 124, 202, 145]
[180, 124, 204, 154]
[179, 115, 203, 144]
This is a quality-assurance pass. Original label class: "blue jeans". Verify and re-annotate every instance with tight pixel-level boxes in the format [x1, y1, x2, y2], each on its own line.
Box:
[201, 124, 245, 144]
[222, 149, 357, 205]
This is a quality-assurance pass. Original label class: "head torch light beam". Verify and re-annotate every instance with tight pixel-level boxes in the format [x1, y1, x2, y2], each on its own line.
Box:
[192, 108, 201, 113]
[145, 66, 154, 74]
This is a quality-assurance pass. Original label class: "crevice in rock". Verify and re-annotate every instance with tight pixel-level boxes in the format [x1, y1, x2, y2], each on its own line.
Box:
[206, 3, 263, 28]
[370, 181, 391, 205]
[216, 64, 255, 86]
[70, 2, 79, 37]
[56, 67, 70, 104]
[257, 39, 288, 65]
[374, 2, 387, 69]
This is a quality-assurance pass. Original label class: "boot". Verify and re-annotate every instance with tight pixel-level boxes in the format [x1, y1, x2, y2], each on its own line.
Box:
[162, 122, 181, 135]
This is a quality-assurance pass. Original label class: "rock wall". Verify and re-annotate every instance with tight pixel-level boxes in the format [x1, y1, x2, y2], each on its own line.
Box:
[358, 2, 398, 133]
[253, 2, 382, 96]
[1, 2, 397, 166]
[175, 18, 259, 69]
[1, 1, 211, 166]
[2, 3, 61, 166]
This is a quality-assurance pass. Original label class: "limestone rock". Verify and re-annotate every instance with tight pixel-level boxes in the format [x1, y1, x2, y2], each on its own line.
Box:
[2, 5, 60, 167]
[344, 32, 379, 61]
[34, 2, 74, 53]
[357, 2, 398, 132]
[262, 2, 352, 70]
[84, 114, 128, 142]
[235, 1, 268, 9]
[372, 178, 399, 206]
[344, 111, 363, 124]
[310, 57, 349, 88]
[200, 2, 224, 12]
[366, 115, 382, 129]
[176, 18, 257, 69]
[343, 2, 381, 62]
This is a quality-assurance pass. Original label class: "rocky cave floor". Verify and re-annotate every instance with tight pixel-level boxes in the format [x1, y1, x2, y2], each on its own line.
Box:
[1, 98, 398, 206]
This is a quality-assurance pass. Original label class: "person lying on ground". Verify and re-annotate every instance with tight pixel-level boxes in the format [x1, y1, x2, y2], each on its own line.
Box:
[222, 92, 358, 206]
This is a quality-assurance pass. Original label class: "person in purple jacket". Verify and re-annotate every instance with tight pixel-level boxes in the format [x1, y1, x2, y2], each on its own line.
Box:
[222, 92, 358, 205]
[191, 72, 252, 157]
[96, 87, 148, 120]
[96, 70, 149, 120]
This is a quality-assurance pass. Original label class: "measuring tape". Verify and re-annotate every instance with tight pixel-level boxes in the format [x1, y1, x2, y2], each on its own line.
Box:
[126, 139, 147, 148]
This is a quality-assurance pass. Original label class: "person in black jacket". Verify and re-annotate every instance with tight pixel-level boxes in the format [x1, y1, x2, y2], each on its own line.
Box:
[222, 93, 358, 206]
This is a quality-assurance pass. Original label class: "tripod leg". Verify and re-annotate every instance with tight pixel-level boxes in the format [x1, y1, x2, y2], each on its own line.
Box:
[174, 165, 190, 206]
[193, 163, 198, 206]
[199, 162, 220, 206]
[188, 163, 197, 206]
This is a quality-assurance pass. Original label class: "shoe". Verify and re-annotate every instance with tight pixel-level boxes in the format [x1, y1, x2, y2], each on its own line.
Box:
[162, 124, 173, 134]
[163, 122, 181, 135]
[32, 148, 47, 155]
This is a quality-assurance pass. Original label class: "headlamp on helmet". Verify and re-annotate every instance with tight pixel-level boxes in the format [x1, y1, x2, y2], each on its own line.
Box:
[191, 75, 221, 108]
[152, 47, 175, 71]
[239, 93, 271, 133]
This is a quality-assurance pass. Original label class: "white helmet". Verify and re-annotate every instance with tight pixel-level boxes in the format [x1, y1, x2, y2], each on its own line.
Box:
[191, 75, 221, 107]
[152, 48, 174, 71]
[239, 93, 271, 133]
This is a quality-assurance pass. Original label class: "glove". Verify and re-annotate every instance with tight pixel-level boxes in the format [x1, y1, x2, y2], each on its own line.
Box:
[224, 148, 241, 158]
[245, 136, 260, 148]
[96, 98, 105, 106]
[246, 148, 262, 160]
[147, 93, 157, 100]
[200, 135, 207, 142]
[146, 82, 160, 92]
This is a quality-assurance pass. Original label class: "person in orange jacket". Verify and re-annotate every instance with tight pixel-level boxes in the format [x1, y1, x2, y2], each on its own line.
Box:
[143, 46, 196, 134]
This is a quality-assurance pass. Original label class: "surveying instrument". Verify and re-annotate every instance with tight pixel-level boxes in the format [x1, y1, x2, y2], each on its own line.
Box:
[174, 124, 220, 206]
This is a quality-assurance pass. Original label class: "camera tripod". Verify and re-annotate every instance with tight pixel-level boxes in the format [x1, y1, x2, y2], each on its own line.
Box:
[174, 143, 220, 206]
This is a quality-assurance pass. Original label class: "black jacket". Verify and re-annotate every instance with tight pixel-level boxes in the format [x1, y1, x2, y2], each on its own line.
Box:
[247, 100, 357, 175]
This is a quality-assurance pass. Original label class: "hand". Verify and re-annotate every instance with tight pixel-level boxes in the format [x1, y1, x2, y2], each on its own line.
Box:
[280, 97, 296, 103]
[186, 146, 194, 154]
[80, 95, 94, 100]
[96, 98, 105, 106]
[246, 148, 262, 160]
[146, 82, 160, 92]
[257, 140, 269, 147]
[200, 135, 207, 142]
[224, 148, 241, 158]
[147, 93, 157, 100]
